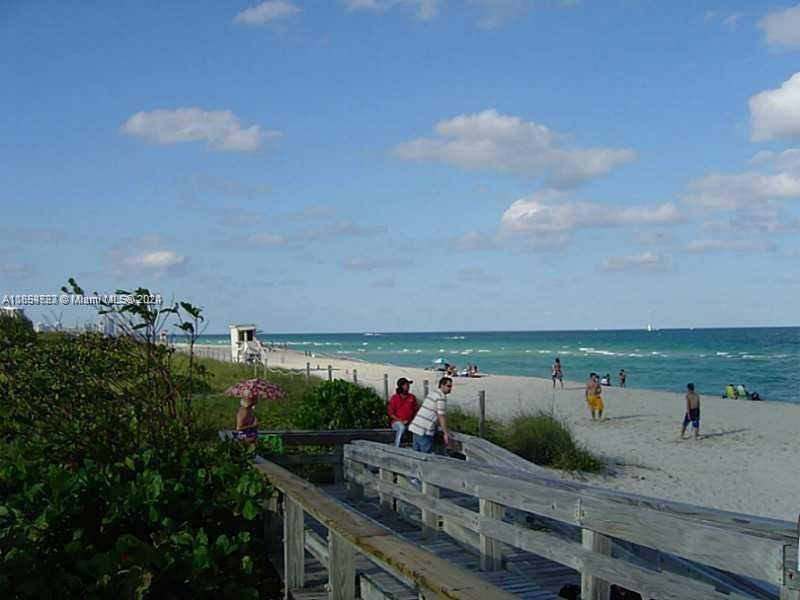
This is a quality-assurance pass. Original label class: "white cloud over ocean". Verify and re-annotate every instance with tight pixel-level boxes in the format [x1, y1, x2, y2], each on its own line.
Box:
[749, 73, 800, 142]
[601, 252, 669, 272]
[392, 109, 636, 188]
[121, 108, 281, 153]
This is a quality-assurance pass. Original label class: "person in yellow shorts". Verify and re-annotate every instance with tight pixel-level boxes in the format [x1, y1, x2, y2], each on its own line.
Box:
[585, 372, 604, 420]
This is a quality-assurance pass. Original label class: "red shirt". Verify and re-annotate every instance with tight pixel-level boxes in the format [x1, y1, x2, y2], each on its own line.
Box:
[388, 392, 418, 424]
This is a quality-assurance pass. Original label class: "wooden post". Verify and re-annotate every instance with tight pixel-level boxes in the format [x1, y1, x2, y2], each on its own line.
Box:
[353, 369, 358, 384]
[478, 391, 486, 438]
[344, 459, 364, 500]
[383, 374, 389, 401]
[333, 446, 344, 484]
[379, 468, 395, 511]
[283, 496, 305, 598]
[328, 531, 355, 600]
[423, 379, 429, 398]
[421, 481, 440, 540]
[581, 529, 612, 600]
[328, 365, 333, 381]
[306, 362, 311, 379]
[479, 498, 504, 571]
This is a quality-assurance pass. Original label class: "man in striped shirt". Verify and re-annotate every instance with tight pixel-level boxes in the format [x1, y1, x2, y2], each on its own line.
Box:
[408, 377, 452, 453]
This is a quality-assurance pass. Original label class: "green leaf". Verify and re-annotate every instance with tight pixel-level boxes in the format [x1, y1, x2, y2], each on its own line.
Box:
[242, 499, 258, 520]
[241, 554, 254, 574]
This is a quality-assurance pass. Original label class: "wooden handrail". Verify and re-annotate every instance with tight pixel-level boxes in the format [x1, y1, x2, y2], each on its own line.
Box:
[254, 456, 517, 599]
[345, 440, 799, 598]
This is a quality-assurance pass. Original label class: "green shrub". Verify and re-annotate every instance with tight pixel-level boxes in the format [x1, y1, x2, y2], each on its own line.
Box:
[0, 436, 274, 598]
[446, 406, 506, 446]
[505, 411, 604, 473]
[293, 379, 387, 430]
[0, 311, 35, 350]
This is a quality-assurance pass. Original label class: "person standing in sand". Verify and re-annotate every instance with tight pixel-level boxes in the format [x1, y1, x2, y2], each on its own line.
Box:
[551, 358, 564, 389]
[681, 383, 701, 439]
[619, 369, 627, 387]
[585, 373, 604, 420]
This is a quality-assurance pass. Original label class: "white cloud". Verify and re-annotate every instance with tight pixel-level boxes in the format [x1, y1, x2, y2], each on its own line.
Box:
[500, 189, 682, 234]
[683, 239, 777, 253]
[392, 109, 636, 188]
[722, 11, 742, 31]
[702, 208, 800, 234]
[448, 231, 499, 251]
[343, 0, 442, 21]
[234, 1, 301, 25]
[758, 3, 800, 50]
[456, 266, 501, 284]
[0, 263, 26, 274]
[295, 221, 384, 241]
[343, 256, 407, 270]
[683, 171, 800, 210]
[121, 107, 281, 153]
[749, 73, 800, 142]
[601, 252, 669, 272]
[631, 231, 672, 245]
[247, 233, 289, 246]
[125, 251, 186, 270]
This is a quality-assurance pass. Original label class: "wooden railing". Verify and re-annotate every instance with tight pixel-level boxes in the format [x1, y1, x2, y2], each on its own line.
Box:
[344, 440, 800, 600]
[255, 456, 517, 599]
[219, 428, 395, 482]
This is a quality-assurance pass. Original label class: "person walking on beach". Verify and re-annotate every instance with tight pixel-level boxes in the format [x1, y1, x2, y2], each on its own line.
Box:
[408, 377, 452, 453]
[388, 377, 418, 447]
[585, 373, 604, 421]
[681, 383, 701, 439]
[619, 369, 627, 387]
[552, 358, 564, 389]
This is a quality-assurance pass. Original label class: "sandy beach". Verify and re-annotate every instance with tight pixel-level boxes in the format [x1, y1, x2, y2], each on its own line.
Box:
[223, 346, 799, 522]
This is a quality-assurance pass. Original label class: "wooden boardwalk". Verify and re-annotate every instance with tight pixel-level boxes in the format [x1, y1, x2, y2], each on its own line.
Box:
[235, 429, 799, 599]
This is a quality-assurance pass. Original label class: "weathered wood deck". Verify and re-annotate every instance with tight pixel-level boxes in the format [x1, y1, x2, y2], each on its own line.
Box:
[224, 429, 799, 599]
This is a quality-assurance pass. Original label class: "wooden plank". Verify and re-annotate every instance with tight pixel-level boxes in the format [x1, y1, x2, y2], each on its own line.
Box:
[581, 529, 611, 600]
[344, 442, 790, 583]
[347, 461, 757, 600]
[284, 496, 306, 598]
[329, 530, 355, 600]
[357, 534, 518, 599]
[255, 457, 517, 600]
[422, 481, 440, 539]
[479, 498, 504, 571]
[379, 468, 395, 510]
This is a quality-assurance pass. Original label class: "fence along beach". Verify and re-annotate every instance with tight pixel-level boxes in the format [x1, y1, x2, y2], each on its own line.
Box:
[191, 342, 800, 523]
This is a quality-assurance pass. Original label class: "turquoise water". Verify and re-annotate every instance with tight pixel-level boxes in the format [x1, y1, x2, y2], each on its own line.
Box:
[189, 328, 799, 403]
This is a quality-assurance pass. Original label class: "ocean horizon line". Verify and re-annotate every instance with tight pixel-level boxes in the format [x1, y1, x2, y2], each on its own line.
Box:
[195, 324, 799, 337]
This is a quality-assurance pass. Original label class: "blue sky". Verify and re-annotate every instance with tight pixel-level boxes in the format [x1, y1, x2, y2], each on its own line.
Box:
[2, 0, 799, 333]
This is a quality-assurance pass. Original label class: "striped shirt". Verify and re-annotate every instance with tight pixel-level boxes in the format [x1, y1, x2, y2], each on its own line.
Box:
[408, 389, 447, 436]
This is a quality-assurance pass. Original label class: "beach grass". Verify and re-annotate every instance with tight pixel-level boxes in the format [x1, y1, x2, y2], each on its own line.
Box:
[505, 411, 605, 473]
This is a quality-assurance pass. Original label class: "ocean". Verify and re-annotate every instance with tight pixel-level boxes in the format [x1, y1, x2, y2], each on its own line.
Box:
[188, 327, 799, 403]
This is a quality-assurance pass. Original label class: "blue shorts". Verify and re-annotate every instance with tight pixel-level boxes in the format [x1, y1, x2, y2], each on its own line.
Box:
[412, 433, 434, 454]
[683, 408, 700, 428]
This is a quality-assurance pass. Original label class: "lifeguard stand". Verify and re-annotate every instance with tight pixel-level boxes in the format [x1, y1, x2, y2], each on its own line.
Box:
[229, 324, 257, 363]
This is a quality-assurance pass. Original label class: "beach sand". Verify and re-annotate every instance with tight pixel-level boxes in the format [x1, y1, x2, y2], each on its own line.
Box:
[233, 346, 799, 522]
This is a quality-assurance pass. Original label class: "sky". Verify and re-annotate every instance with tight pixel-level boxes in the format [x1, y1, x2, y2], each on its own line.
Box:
[1, 0, 799, 333]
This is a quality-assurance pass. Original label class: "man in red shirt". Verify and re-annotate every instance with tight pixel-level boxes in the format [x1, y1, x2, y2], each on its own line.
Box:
[388, 377, 418, 447]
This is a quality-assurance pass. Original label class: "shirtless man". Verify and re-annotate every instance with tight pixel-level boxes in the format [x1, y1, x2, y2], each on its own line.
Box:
[585, 373, 604, 420]
[681, 383, 701, 439]
[552, 358, 564, 389]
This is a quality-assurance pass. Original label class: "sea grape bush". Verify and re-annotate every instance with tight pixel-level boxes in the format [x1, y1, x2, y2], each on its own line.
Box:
[0, 280, 280, 598]
[294, 379, 387, 430]
[0, 439, 270, 598]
